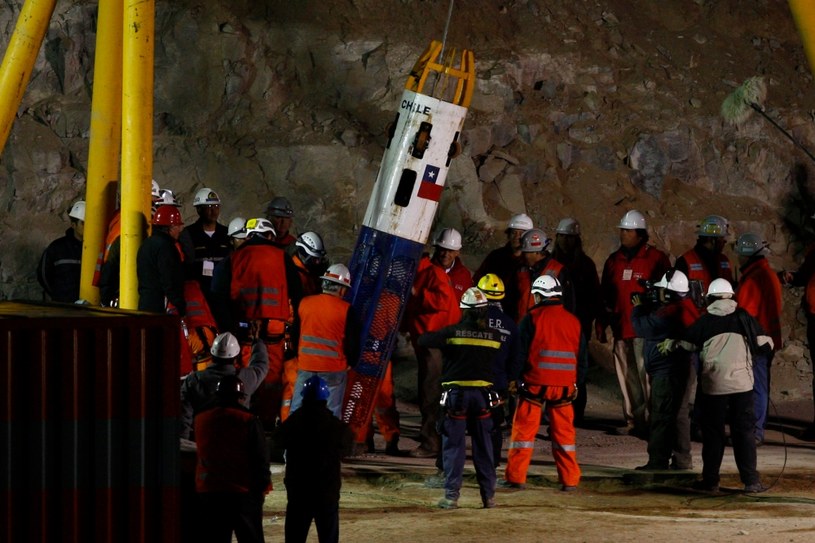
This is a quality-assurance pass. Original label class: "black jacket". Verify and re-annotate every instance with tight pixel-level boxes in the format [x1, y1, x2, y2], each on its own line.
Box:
[37, 227, 82, 302]
[137, 230, 186, 315]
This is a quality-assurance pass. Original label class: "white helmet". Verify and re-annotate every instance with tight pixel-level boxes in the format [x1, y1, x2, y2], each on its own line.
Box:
[156, 189, 181, 207]
[296, 231, 326, 258]
[556, 217, 581, 236]
[531, 274, 562, 298]
[654, 270, 689, 293]
[151, 180, 161, 199]
[520, 228, 550, 253]
[68, 201, 86, 221]
[618, 210, 647, 229]
[227, 217, 247, 239]
[435, 228, 462, 251]
[735, 232, 767, 257]
[697, 215, 729, 238]
[245, 217, 276, 237]
[321, 263, 351, 288]
[211, 332, 240, 359]
[459, 287, 489, 308]
[193, 188, 221, 206]
[707, 278, 735, 298]
[508, 213, 534, 231]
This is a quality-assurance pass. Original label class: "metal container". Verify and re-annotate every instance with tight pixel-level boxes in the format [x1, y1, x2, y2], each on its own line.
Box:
[0, 301, 180, 543]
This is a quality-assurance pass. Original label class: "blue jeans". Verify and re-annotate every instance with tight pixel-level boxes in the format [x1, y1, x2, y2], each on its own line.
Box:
[752, 353, 771, 441]
[290, 369, 347, 418]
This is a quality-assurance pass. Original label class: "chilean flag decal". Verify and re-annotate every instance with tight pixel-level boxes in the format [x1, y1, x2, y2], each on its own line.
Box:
[416, 164, 443, 202]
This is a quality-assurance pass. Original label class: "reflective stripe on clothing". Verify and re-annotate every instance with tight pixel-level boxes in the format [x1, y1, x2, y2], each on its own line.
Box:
[447, 337, 501, 349]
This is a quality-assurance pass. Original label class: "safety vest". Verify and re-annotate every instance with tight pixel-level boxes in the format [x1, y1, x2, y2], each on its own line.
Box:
[92, 211, 121, 286]
[524, 303, 580, 387]
[230, 243, 289, 320]
[195, 406, 255, 493]
[298, 293, 350, 372]
[517, 258, 564, 320]
[681, 248, 733, 291]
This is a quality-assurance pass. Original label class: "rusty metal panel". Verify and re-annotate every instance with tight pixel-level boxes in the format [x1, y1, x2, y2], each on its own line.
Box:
[0, 301, 180, 543]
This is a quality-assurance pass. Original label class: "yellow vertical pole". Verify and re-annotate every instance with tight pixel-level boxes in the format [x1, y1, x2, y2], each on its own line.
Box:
[119, 0, 155, 310]
[0, 0, 57, 155]
[80, 0, 123, 304]
[790, 0, 815, 76]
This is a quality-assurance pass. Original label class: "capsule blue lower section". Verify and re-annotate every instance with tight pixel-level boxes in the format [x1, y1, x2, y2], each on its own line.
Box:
[342, 226, 424, 427]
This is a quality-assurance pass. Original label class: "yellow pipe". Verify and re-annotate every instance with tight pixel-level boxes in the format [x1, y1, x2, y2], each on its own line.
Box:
[79, 0, 123, 305]
[790, 0, 815, 77]
[0, 0, 57, 154]
[119, 0, 155, 310]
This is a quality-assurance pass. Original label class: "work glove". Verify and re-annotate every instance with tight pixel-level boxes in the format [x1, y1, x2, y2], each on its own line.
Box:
[657, 338, 675, 355]
[631, 294, 642, 307]
[508, 380, 518, 395]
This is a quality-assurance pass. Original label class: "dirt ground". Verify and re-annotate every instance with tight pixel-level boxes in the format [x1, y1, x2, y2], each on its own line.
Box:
[258, 357, 815, 543]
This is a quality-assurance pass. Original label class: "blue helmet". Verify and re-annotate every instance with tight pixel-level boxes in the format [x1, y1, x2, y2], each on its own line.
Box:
[301, 375, 330, 402]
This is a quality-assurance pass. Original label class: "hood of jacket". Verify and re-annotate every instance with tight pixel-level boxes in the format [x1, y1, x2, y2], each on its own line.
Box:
[706, 297, 737, 316]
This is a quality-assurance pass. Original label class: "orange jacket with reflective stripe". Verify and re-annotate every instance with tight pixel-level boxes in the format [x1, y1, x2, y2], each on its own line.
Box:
[92, 211, 121, 286]
[230, 243, 289, 320]
[736, 257, 783, 351]
[184, 280, 217, 329]
[517, 257, 564, 320]
[680, 248, 733, 292]
[523, 303, 581, 387]
[297, 293, 350, 372]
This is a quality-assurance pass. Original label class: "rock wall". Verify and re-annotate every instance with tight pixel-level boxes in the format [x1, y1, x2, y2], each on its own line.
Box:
[3, 0, 815, 387]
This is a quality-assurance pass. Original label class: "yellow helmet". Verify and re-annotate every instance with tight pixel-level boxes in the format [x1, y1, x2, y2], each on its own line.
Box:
[477, 273, 505, 300]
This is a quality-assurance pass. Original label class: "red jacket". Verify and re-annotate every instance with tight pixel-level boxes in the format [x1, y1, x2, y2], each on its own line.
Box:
[445, 257, 473, 297]
[736, 257, 782, 351]
[678, 247, 733, 293]
[293, 255, 322, 296]
[298, 293, 351, 372]
[517, 257, 565, 320]
[403, 256, 461, 338]
[230, 243, 289, 321]
[600, 243, 671, 340]
[522, 302, 581, 387]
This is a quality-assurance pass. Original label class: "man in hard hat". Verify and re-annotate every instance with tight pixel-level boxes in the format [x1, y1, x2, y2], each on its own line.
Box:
[275, 375, 354, 543]
[265, 196, 297, 250]
[598, 210, 671, 437]
[402, 234, 462, 458]
[418, 287, 502, 509]
[137, 205, 187, 316]
[477, 273, 523, 467]
[179, 187, 232, 308]
[37, 200, 85, 302]
[180, 326, 269, 440]
[734, 232, 782, 445]
[631, 269, 694, 470]
[673, 215, 730, 465]
[290, 263, 360, 419]
[679, 278, 771, 493]
[280, 231, 330, 421]
[500, 275, 581, 492]
[551, 217, 602, 426]
[516, 227, 575, 320]
[474, 213, 534, 322]
[225, 217, 303, 429]
[194, 375, 272, 542]
[432, 227, 473, 296]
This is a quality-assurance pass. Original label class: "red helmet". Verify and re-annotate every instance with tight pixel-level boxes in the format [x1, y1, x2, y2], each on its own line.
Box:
[153, 205, 183, 226]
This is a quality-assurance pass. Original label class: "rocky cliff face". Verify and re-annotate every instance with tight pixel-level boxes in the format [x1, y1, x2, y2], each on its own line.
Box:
[2, 0, 815, 379]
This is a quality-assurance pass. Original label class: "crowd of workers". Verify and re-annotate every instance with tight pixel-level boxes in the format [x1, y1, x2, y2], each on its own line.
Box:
[36, 186, 815, 539]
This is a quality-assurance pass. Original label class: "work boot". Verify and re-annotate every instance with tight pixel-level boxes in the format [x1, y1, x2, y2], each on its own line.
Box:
[744, 482, 768, 493]
[437, 497, 458, 509]
[482, 497, 496, 508]
[561, 485, 577, 492]
[385, 438, 401, 456]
